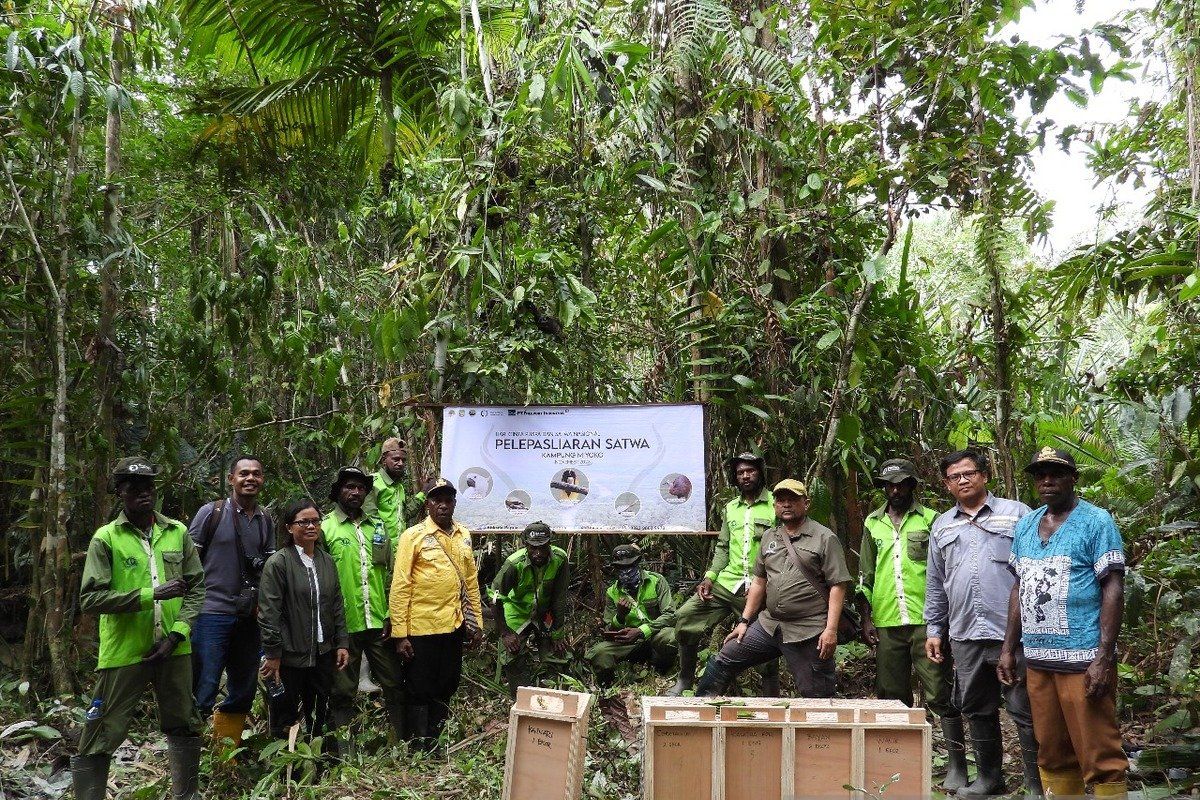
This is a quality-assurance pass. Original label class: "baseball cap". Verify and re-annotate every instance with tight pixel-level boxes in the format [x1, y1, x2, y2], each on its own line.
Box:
[522, 521, 554, 546]
[422, 477, 457, 498]
[111, 456, 161, 482]
[772, 478, 809, 498]
[1024, 447, 1078, 475]
[875, 458, 918, 485]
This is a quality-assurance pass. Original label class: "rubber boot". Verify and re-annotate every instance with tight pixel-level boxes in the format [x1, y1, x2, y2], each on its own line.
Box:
[758, 667, 781, 698]
[211, 710, 247, 749]
[1091, 781, 1127, 800]
[71, 753, 111, 800]
[665, 643, 698, 697]
[941, 716, 970, 791]
[1017, 725, 1043, 797]
[166, 735, 202, 800]
[386, 701, 408, 742]
[958, 715, 1007, 797]
[406, 705, 431, 752]
[1038, 768, 1085, 798]
[694, 657, 735, 697]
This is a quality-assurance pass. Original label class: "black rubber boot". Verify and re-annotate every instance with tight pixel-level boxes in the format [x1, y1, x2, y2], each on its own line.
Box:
[165, 735, 202, 800]
[959, 715, 1007, 797]
[665, 643, 698, 696]
[1017, 724, 1043, 798]
[406, 705, 432, 752]
[386, 701, 408, 742]
[941, 715, 970, 791]
[71, 753, 111, 800]
[758, 669, 781, 698]
[694, 657, 735, 697]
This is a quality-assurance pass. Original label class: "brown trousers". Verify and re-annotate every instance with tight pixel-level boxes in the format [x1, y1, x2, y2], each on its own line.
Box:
[1027, 666, 1127, 785]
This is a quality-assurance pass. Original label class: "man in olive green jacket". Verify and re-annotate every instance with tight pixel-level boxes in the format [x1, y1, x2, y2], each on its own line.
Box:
[73, 457, 206, 800]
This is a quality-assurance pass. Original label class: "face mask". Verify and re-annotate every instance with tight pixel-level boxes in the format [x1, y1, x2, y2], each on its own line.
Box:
[617, 566, 642, 592]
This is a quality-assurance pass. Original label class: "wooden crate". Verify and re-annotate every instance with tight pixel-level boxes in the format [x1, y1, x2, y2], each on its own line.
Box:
[502, 687, 594, 800]
[642, 697, 930, 800]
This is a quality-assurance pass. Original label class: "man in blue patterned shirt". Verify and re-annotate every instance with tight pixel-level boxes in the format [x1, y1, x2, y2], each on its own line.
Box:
[1000, 448, 1128, 800]
[924, 449, 1041, 797]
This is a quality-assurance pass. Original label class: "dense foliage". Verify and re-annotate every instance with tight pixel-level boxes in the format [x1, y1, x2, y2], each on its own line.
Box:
[2, 0, 1200, 793]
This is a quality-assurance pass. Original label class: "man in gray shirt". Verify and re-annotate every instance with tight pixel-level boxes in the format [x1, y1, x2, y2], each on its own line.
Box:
[925, 449, 1041, 797]
[188, 455, 275, 748]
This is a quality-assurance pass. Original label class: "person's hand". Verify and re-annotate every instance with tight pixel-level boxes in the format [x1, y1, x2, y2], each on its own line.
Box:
[142, 632, 183, 663]
[997, 648, 1019, 686]
[551, 635, 569, 655]
[696, 578, 714, 601]
[153, 578, 188, 601]
[379, 618, 392, 640]
[926, 636, 944, 664]
[817, 626, 838, 660]
[335, 649, 350, 670]
[616, 597, 633, 619]
[260, 657, 282, 682]
[613, 627, 644, 645]
[1084, 653, 1114, 698]
[724, 622, 748, 645]
[502, 630, 521, 656]
[862, 619, 879, 647]
[395, 637, 414, 660]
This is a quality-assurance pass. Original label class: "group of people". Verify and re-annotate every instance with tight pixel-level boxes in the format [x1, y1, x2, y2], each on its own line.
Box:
[71, 439, 1129, 800]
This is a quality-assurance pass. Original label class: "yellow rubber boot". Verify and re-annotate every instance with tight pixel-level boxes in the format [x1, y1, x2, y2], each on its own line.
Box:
[1092, 781, 1128, 800]
[211, 710, 247, 747]
[1038, 768, 1085, 798]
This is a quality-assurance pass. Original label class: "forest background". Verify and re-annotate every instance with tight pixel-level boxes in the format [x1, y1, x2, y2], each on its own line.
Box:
[2, 0, 1200, 795]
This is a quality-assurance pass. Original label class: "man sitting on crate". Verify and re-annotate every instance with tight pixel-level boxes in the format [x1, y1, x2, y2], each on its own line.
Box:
[585, 544, 677, 686]
[695, 479, 852, 697]
[491, 521, 571, 696]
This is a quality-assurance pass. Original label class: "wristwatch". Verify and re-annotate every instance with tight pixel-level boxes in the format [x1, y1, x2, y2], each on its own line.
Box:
[738, 616, 753, 626]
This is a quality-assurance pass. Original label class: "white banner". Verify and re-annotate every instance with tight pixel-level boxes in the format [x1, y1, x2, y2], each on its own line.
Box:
[439, 404, 706, 532]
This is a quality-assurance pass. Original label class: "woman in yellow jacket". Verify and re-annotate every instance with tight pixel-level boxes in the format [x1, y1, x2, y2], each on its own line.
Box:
[389, 478, 483, 750]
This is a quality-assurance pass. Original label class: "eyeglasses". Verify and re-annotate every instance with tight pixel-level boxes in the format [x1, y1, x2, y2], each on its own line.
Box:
[289, 519, 321, 528]
[943, 469, 982, 483]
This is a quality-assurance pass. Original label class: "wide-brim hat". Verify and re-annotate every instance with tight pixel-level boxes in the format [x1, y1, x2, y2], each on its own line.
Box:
[875, 458, 919, 486]
[1024, 446, 1078, 475]
[329, 466, 373, 502]
[611, 543, 642, 566]
[724, 451, 767, 481]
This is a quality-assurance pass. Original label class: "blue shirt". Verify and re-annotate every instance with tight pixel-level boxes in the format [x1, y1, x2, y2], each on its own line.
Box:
[1009, 499, 1125, 672]
[924, 493, 1030, 641]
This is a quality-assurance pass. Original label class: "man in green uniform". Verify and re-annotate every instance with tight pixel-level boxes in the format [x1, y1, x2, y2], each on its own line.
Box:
[585, 544, 677, 686]
[73, 457, 206, 800]
[365, 437, 416, 544]
[491, 521, 570, 696]
[667, 452, 779, 696]
[321, 466, 407, 740]
[858, 458, 967, 790]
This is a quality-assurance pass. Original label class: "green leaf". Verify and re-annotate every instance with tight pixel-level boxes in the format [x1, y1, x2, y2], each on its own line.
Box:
[528, 74, 545, 103]
[637, 174, 666, 191]
[741, 404, 770, 420]
[806, 173, 824, 191]
[816, 330, 840, 350]
[747, 187, 769, 209]
[732, 374, 756, 388]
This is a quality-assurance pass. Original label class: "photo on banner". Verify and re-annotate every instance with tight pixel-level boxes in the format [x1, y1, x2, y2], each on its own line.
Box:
[440, 404, 706, 532]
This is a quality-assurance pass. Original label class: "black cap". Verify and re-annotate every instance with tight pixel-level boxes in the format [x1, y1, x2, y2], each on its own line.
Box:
[111, 456, 160, 488]
[1024, 447, 1078, 475]
[875, 458, 919, 486]
[422, 476, 457, 498]
[611, 544, 642, 566]
[522, 521, 553, 546]
[724, 451, 766, 481]
[329, 466, 373, 502]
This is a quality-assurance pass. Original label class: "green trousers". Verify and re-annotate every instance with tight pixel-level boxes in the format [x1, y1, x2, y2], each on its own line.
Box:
[586, 627, 677, 672]
[496, 634, 570, 690]
[874, 624, 954, 718]
[329, 628, 406, 725]
[80, 654, 201, 756]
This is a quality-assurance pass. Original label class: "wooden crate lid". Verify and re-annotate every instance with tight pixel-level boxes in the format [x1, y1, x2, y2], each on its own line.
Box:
[513, 686, 593, 719]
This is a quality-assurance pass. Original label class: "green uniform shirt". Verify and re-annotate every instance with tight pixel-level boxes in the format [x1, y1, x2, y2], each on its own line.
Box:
[365, 470, 408, 545]
[705, 490, 776, 594]
[491, 546, 570, 638]
[602, 570, 676, 639]
[859, 502, 937, 628]
[753, 519, 852, 643]
[321, 506, 393, 634]
[79, 512, 205, 669]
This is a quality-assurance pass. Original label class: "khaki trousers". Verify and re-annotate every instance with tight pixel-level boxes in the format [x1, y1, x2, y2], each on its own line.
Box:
[1027, 666, 1127, 786]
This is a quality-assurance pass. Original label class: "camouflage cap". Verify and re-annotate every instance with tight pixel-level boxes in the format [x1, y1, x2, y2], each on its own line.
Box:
[111, 456, 161, 481]
[610, 543, 643, 566]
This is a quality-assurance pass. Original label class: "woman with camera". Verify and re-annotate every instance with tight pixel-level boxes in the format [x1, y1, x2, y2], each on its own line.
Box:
[258, 499, 350, 740]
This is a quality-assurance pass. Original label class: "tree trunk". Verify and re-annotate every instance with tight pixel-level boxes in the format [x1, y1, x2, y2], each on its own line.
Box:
[379, 65, 396, 194]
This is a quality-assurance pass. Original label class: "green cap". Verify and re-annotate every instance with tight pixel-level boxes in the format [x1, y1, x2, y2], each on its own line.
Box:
[111, 456, 161, 480]
[875, 458, 918, 485]
[611, 544, 642, 566]
[522, 521, 553, 546]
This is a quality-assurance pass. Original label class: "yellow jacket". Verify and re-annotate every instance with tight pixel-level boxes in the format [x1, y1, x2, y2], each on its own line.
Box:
[389, 516, 483, 637]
